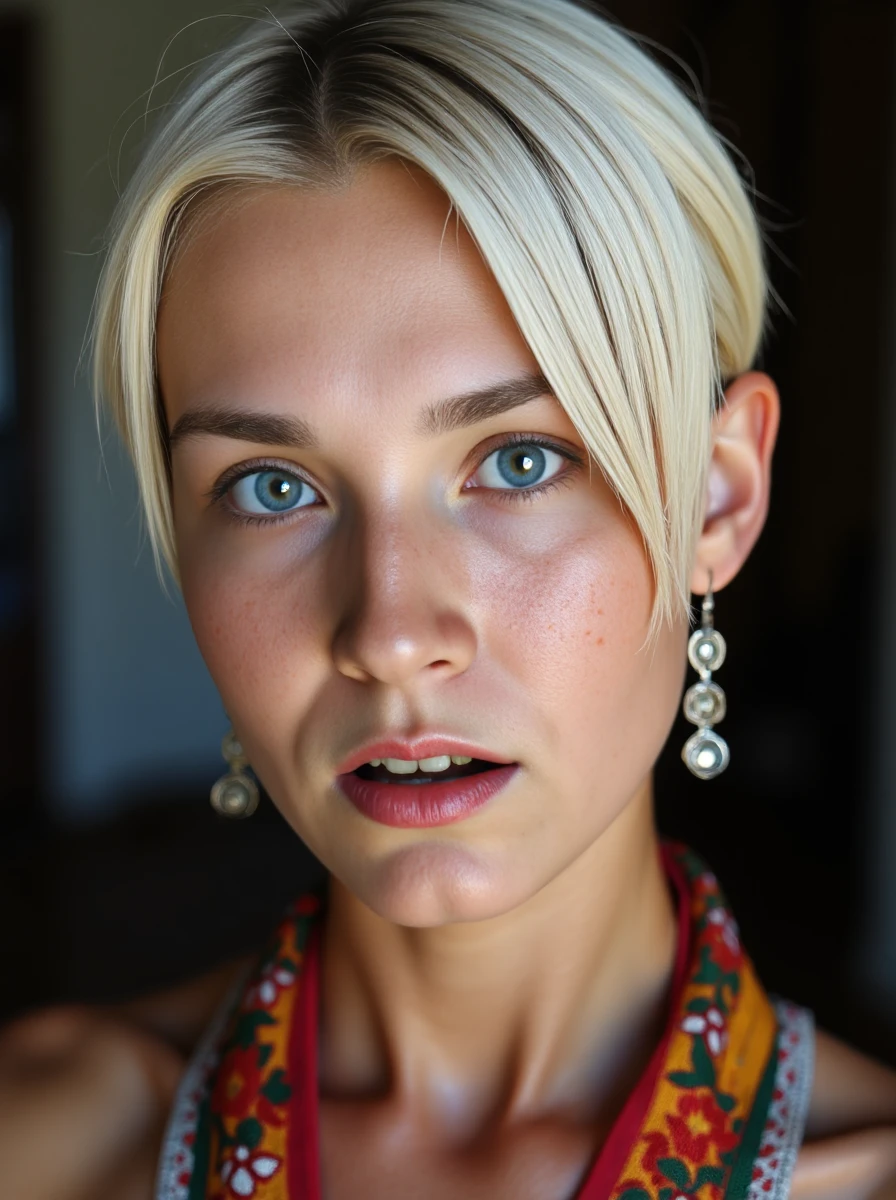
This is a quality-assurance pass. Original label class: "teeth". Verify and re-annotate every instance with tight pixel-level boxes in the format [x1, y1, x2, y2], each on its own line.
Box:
[382, 757, 418, 774]
[418, 755, 452, 772]
[365, 754, 476, 772]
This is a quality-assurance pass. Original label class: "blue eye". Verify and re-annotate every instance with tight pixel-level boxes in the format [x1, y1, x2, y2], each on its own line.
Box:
[229, 469, 318, 516]
[473, 442, 565, 490]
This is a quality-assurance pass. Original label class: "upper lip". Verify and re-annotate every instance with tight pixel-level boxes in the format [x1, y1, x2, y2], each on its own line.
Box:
[335, 736, 515, 776]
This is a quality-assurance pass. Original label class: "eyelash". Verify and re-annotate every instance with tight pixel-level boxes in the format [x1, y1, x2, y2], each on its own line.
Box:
[208, 434, 586, 529]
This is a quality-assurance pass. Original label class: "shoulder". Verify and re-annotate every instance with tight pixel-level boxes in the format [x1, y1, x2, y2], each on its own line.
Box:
[0, 955, 250, 1200]
[0, 1004, 183, 1200]
[791, 1025, 896, 1199]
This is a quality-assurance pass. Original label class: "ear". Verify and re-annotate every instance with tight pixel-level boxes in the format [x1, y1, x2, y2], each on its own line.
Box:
[689, 370, 780, 595]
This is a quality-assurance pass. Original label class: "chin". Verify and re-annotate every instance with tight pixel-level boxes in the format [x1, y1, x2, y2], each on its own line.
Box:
[347, 841, 534, 927]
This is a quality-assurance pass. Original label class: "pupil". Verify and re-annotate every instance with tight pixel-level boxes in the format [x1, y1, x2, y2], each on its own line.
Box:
[498, 444, 545, 487]
[255, 471, 299, 511]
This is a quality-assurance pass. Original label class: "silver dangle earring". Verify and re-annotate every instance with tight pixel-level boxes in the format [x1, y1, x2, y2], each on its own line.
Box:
[210, 726, 260, 818]
[681, 570, 730, 780]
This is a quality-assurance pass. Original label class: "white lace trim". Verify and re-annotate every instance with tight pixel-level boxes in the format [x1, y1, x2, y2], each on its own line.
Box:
[747, 998, 815, 1199]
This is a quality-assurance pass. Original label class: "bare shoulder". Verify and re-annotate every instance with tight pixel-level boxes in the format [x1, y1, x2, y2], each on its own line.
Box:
[791, 1026, 896, 1199]
[0, 1004, 183, 1200]
[0, 956, 251, 1200]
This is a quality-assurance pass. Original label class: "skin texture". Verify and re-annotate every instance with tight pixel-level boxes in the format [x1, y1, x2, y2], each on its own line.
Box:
[1, 158, 892, 1198]
[160, 168, 686, 933]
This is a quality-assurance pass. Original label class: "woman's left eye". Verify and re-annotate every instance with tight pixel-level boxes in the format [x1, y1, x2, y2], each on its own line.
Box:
[228, 468, 319, 516]
[471, 440, 568, 491]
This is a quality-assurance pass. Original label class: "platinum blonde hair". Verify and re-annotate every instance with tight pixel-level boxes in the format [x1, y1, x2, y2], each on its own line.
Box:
[92, 0, 769, 641]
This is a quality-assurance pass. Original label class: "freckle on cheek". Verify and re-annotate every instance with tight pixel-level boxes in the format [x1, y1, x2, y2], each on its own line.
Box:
[595, 636, 604, 645]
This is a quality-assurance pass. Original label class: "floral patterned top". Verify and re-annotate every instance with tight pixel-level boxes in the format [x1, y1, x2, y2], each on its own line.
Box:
[155, 843, 814, 1199]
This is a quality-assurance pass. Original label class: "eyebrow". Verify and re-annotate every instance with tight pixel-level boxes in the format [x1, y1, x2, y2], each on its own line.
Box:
[168, 407, 316, 453]
[167, 369, 554, 452]
[418, 369, 553, 435]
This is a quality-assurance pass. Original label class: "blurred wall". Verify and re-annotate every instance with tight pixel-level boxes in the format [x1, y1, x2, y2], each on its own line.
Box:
[5, 0, 230, 822]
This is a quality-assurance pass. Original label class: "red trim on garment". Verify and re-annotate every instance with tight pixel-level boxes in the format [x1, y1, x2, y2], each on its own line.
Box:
[288, 919, 323, 1200]
[575, 842, 692, 1197]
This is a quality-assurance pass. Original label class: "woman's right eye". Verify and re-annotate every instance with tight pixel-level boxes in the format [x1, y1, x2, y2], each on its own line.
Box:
[228, 468, 320, 517]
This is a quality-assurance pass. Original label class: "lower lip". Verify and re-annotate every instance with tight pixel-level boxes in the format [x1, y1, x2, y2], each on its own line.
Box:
[336, 765, 520, 828]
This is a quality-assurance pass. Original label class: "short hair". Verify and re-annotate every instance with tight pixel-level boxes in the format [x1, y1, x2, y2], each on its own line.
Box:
[91, 0, 770, 642]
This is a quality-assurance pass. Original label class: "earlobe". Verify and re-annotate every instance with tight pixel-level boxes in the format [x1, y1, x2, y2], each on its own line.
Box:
[689, 370, 780, 595]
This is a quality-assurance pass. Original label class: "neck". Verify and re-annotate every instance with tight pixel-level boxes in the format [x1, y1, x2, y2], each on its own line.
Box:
[318, 782, 678, 1140]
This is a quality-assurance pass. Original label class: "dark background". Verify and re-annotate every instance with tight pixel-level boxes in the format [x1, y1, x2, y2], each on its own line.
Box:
[2, 0, 895, 1065]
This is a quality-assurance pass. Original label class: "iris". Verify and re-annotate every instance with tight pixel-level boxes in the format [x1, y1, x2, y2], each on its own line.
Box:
[256, 471, 299, 510]
[227, 468, 311, 514]
[495, 444, 546, 487]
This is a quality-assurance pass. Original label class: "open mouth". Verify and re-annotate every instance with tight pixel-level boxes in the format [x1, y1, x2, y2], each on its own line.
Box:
[352, 757, 504, 785]
[338, 753, 521, 827]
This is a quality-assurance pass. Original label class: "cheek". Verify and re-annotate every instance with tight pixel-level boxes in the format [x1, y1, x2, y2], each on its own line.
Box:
[475, 517, 684, 789]
[175, 523, 327, 734]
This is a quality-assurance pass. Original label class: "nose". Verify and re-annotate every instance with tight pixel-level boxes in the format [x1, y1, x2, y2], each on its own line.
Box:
[329, 511, 478, 688]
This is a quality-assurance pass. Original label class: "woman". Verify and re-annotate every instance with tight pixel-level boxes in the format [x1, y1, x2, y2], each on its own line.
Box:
[2, 0, 896, 1196]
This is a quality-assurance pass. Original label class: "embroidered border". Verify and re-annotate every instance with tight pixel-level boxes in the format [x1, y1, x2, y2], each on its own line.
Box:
[155, 966, 252, 1200]
[746, 999, 815, 1199]
[611, 846, 779, 1200]
[203, 896, 320, 1199]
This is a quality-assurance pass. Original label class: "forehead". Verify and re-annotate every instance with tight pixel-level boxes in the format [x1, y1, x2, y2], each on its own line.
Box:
[156, 161, 536, 423]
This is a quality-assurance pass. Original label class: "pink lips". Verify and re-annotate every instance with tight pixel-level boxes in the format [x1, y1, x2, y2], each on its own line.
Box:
[333, 737, 519, 829]
[337, 764, 519, 828]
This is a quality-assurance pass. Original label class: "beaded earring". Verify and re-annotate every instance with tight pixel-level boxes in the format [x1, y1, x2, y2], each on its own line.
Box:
[210, 726, 260, 818]
[681, 571, 730, 780]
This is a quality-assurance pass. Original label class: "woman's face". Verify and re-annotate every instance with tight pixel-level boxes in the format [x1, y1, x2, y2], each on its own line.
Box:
[157, 162, 688, 926]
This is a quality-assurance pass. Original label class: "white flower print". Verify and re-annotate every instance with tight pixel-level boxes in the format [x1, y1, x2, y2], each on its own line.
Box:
[681, 1005, 728, 1056]
[245, 961, 296, 1009]
[707, 905, 741, 956]
[220, 1145, 282, 1197]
